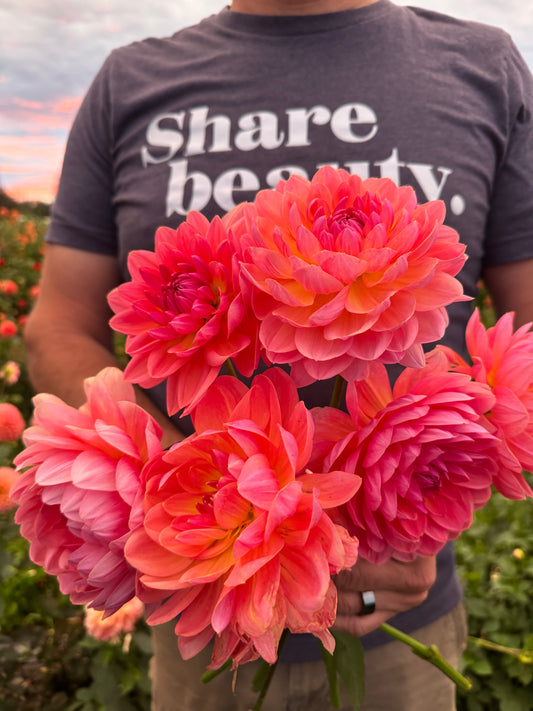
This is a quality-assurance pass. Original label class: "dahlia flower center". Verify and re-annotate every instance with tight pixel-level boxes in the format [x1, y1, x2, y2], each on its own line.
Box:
[416, 468, 442, 493]
[326, 194, 382, 240]
[328, 205, 364, 233]
[162, 272, 218, 316]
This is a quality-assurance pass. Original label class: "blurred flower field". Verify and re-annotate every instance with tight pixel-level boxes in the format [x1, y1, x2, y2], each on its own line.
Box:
[0, 201, 532, 710]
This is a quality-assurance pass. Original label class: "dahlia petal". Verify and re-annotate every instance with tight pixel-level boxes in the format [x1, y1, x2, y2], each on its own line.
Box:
[259, 317, 297, 354]
[265, 482, 302, 540]
[237, 453, 279, 508]
[348, 330, 392, 360]
[177, 625, 215, 660]
[146, 587, 203, 626]
[280, 541, 330, 610]
[301, 353, 356, 382]
[314, 251, 366, 283]
[265, 277, 315, 307]
[228, 535, 285, 585]
[191, 377, 249, 433]
[298, 470, 361, 508]
[294, 327, 352, 361]
[31, 453, 77, 486]
[169, 360, 218, 416]
[290, 257, 345, 293]
[345, 280, 391, 314]
[70, 451, 117, 491]
[214, 483, 251, 529]
[244, 247, 291, 279]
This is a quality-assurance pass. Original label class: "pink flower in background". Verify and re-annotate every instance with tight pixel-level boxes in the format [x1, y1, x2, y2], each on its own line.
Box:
[108, 212, 259, 416]
[126, 368, 360, 668]
[225, 166, 467, 387]
[0, 402, 25, 441]
[0, 360, 21, 385]
[440, 309, 533, 499]
[0, 466, 19, 512]
[84, 596, 144, 642]
[317, 353, 500, 563]
[12, 368, 163, 613]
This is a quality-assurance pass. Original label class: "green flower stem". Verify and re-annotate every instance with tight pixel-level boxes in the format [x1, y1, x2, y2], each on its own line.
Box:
[380, 622, 472, 691]
[467, 635, 533, 664]
[250, 629, 290, 711]
[330, 375, 346, 409]
[200, 658, 232, 684]
[225, 359, 238, 378]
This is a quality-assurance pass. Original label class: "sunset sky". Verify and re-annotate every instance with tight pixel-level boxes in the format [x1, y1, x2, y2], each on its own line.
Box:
[2, 0, 532, 204]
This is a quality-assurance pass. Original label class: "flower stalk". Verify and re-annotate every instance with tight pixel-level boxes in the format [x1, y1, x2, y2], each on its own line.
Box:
[380, 622, 472, 691]
[467, 635, 533, 664]
[330, 375, 346, 409]
[250, 630, 290, 711]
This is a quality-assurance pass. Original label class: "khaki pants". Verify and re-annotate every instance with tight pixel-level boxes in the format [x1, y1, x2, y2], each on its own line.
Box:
[150, 603, 467, 711]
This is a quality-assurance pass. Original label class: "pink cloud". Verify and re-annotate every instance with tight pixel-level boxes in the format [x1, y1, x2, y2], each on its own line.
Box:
[4, 97, 81, 131]
[53, 97, 82, 114]
[13, 98, 45, 110]
[0, 96, 82, 203]
[1, 136, 65, 165]
[5, 174, 60, 204]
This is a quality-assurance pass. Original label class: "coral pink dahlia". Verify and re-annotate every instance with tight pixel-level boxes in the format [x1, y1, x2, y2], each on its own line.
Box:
[317, 354, 501, 563]
[440, 309, 533, 499]
[108, 212, 259, 416]
[125, 368, 360, 668]
[12, 368, 163, 613]
[225, 166, 468, 387]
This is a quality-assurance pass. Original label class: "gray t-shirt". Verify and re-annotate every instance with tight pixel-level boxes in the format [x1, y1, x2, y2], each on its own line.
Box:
[47, 0, 533, 657]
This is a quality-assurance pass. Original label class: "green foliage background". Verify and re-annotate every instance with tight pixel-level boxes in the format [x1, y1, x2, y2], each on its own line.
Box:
[0, 200, 532, 709]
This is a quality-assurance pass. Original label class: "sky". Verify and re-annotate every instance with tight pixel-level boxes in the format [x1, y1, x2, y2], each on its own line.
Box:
[1, 0, 532, 204]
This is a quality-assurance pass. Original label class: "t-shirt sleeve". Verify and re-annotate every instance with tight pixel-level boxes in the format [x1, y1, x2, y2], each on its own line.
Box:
[46, 56, 117, 255]
[483, 38, 533, 267]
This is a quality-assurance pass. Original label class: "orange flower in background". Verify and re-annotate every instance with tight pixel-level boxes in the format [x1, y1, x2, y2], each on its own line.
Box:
[0, 403, 25, 441]
[84, 596, 144, 642]
[0, 467, 19, 512]
[0, 280, 18, 295]
[0, 320, 18, 338]
[226, 166, 468, 387]
[24, 221, 38, 242]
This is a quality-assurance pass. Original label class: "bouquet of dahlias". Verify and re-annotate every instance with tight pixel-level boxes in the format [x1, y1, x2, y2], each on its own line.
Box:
[11, 167, 533, 710]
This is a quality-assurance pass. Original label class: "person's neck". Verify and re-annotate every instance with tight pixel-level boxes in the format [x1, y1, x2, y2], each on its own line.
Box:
[229, 0, 380, 16]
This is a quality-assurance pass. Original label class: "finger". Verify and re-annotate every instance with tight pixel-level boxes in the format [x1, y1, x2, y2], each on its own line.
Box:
[336, 589, 427, 618]
[334, 609, 394, 637]
[335, 556, 436, 595]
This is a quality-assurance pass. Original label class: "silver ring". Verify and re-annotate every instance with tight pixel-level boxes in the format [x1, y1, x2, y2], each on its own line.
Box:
[359, 590, 376, 616]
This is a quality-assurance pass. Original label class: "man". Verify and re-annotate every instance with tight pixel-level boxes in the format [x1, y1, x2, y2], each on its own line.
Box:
[24, 0, 533, 709]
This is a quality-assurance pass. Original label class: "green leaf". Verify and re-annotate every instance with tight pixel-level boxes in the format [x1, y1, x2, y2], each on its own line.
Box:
[251, 660, 273, 693]
[469, 657, 493, 676]
[332, 630, 366, 711]
[320, 643, 341, 708]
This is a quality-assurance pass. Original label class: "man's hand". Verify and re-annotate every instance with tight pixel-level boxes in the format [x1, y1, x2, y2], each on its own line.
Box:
[334, 555, 437, 636]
